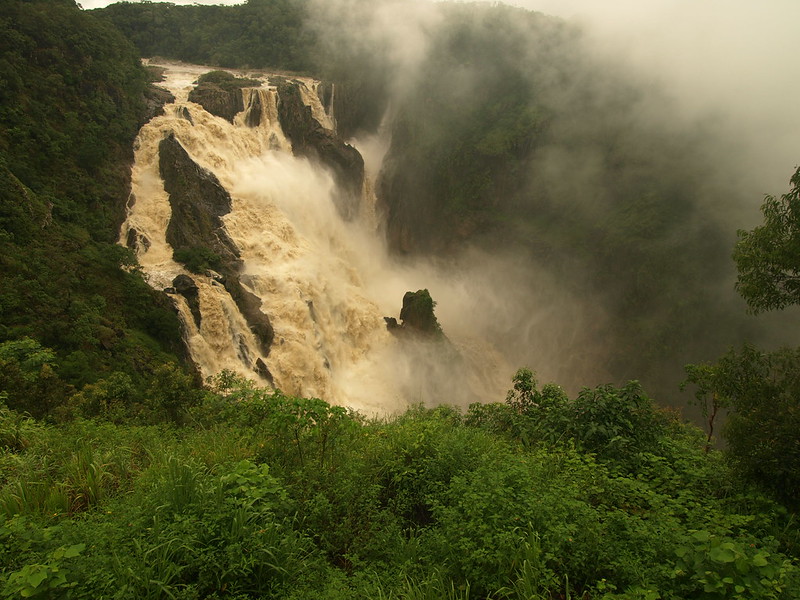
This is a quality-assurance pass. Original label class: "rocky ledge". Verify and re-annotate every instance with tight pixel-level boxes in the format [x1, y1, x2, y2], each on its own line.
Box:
[159, 132, 274, 356]
[187, 70, 259, 123]
[277, 80, 365, 220]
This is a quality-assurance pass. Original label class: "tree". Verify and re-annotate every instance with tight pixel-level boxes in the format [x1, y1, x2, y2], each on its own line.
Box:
[0, 338, 71, 418]
[684, 345, 800, 507]
[734, 166, 800, 313]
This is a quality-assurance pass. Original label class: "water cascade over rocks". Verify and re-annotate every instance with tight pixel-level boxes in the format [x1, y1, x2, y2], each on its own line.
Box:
[121, 61, 509, 414]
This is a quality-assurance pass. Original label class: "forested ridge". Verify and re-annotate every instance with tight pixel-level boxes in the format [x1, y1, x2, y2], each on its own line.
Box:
[1, 0, 799, 598]
[0, 0, 193, 421]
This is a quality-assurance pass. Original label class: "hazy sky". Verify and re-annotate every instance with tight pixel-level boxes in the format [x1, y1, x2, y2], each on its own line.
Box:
[78, 0, 800, 197]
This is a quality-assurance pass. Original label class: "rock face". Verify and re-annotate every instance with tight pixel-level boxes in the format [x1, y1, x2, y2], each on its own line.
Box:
[172, 274, 201, 328]
[125, 226, 150, 254]
[188, 82, 244, 123]
[244, 91, 263, 128]
[178, 106, 193, 124]
[384, 289, 477, 406]
[399, 289, 443, 336]
[159, 133, 240, 266]
[221, 278, 274, 355]
[276, 81, 364, 220]
[159, 133, 274, 354]
[384, 289, 444, 337]
[141, 84, 175, 125]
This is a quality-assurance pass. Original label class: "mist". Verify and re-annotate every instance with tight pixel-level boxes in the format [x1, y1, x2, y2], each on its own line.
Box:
[520, 0, 800, 201]
[83, 0, 800, 197]
[302, 0, 800, 406]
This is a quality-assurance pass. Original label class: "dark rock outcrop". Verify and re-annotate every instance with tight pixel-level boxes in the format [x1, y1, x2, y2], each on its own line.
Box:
[172, 274, 201, 329]
[190, 87, 243, 123]
[399, 289, 443, 336]
[222, 278, 274, 354]
[187, 71, 260, 123]
[125, 226, 151, 253]
[255, 357, 275, 386]
[159, 132, 274, 354]
[188, 84, 243, 123]
[384, 289, 476, 406]
[244, 91, 263, 128]
[385, 289, 443, 337]
[277, 81, 364, 220]
[141, 84, 175, 125]
[159, 132, 240, 267]
[178, 106, 193, 124]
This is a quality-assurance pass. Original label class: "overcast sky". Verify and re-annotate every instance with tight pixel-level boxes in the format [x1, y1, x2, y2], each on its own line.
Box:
[77, 0, 800, 196]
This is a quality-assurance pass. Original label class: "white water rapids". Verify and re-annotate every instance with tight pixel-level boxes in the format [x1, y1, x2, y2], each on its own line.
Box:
[121, 61, 512, 414]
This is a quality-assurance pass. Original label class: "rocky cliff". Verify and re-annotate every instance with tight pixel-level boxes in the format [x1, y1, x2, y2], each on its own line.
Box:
[159, 133, 274, 355]
[186, 71, 258, 123]
[159, 133, 240, 266]
[277, 80, 365, 220]
[399, 289, 443, 336]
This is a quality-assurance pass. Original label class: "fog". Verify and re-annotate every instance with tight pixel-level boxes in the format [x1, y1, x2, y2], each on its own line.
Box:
[517, 0, 800, 200]
[83, 0, 800, 199]
[300, 0, 800, 404]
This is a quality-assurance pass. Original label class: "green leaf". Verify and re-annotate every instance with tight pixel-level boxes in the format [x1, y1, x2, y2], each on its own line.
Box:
[752, 552, 769, 567]
[24, 565, 48, 589]
[692, 530, 711, 542]
[735, 557, 751, 574]
[709, 546, 736, 563]
[62, 543, 85, 559]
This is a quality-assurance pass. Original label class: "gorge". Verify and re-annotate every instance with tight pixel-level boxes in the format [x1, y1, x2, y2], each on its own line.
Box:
[121, 61, 509, 413]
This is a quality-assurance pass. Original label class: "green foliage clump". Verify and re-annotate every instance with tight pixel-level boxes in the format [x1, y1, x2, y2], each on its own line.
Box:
[734, 166, 800, 313]
[684, 345, 800, 508]
[173, 245, 223, 274]
[497, 368, 668, 470]
[3, 370, 797, 599]
[96, 0, 313, 72]
[673, 529, 796, 600]
[0, 338, 71, 419]
[0, 0, 191, 413]
[195, 69, 260, 91]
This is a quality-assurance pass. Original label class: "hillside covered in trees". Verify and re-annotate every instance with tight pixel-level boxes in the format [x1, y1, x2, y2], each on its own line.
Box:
[1, 0, 799, 598]
[0, 0, 194, 420]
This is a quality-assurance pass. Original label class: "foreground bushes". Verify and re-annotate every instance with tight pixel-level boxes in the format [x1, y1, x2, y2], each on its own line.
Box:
[1, 373, 798, 599]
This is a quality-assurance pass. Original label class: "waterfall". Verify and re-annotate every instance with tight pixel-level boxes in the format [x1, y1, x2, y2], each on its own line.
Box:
[297, 78, 336, 131]
[327, 82, 336, 131]
[121, 60, 510, 414]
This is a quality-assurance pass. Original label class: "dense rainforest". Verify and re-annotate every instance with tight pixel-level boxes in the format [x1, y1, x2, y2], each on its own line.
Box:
[1, 0, 799, 598]
[0, 0, 193, 418]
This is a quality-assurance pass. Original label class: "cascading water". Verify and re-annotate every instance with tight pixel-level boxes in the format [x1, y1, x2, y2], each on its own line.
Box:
[121, 60, 510, 414]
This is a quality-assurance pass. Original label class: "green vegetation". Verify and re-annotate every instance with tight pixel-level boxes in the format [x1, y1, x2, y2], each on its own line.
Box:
[734, 166, 800, 313]
[1, 371, 798, 599]
[683, 166, 800, 512]
[173, 246, 223, 274]
[684, 345, 800, 509]
[2, 1, 799, 598]
[95, 0, 313, 72]
[195, 70, 260, 92]
[0, 0, 191, 416]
